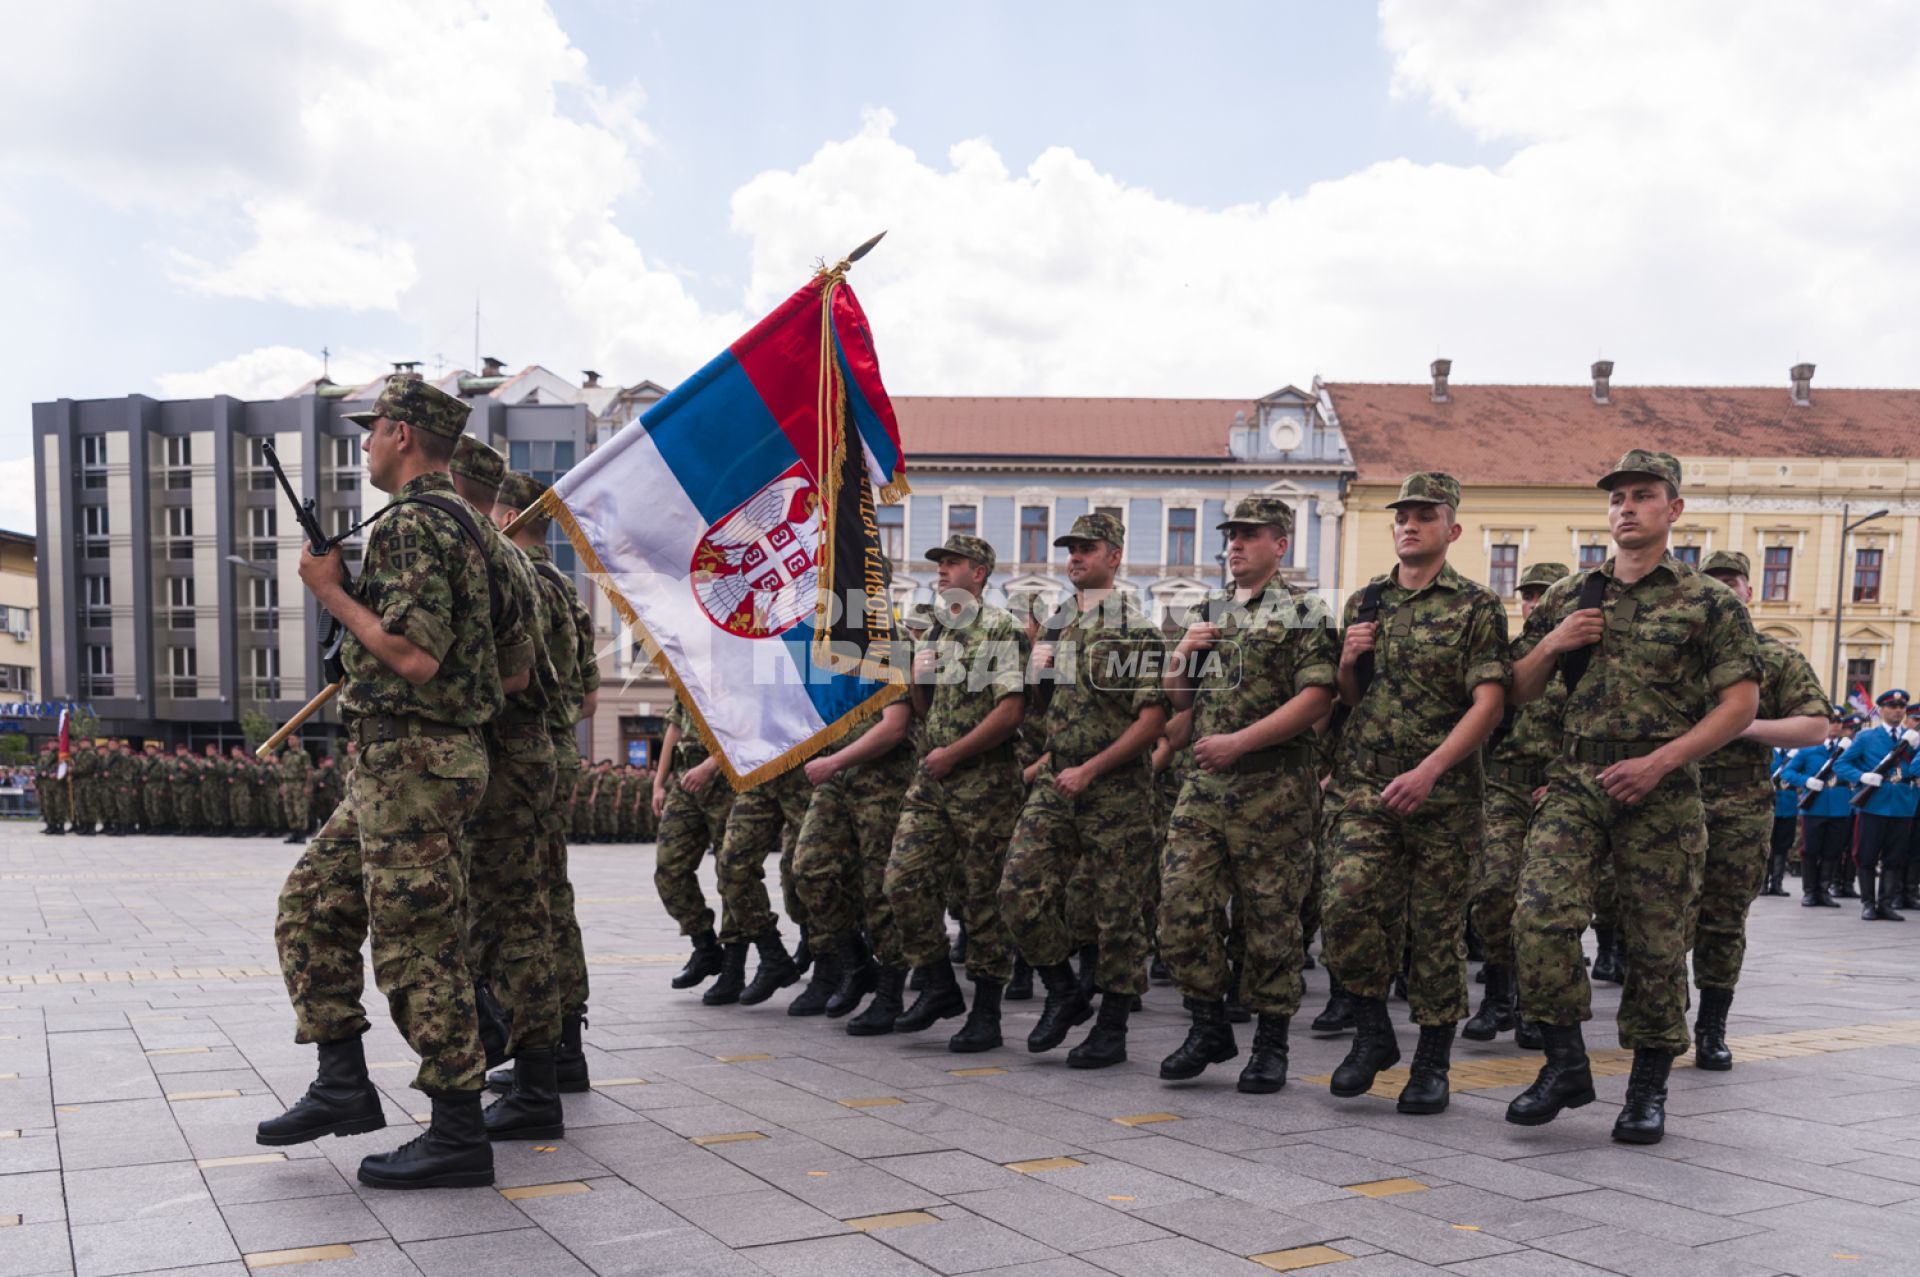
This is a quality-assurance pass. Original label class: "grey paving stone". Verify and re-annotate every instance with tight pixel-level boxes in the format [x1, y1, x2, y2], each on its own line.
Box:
[1401, 1152, 1591, 1200]
[1369, 1184, 1597, 1243]
[64, 1162, 211, 1226]
[667, 1188, 847, 1248]
[0, 1134, 73, 1177]
[784, 1116, 950, 1159]
[945, 1180, 1173, 1253]
[1519, 1147, 1821, 1214]
[1697, 1226, 1910, 1276]
[403, 1228, 594, 1277]
[217, 1193, 388, 1253]
[1667, 1142, 1920, 1207]
[1291, 1197, 1523, 1264]
[1077, 1235, 1277, 1276]
[738, 1233, 936, 1276]
[485, 1139, 611, 1190]
[199, 1156, 355, 1208]
[1081, 1136, 1349, 1212]
[1444, 1254, 1621, 1277]
[54, 1098, 191, 1171]
[1242, 1140, 1419, 1186]
[1014, 1157, 1215, 1213]
[0, 1219, 73, 1277]
[351, 1182, 529, 1244]
[761, 1164, 945, 1220]
[1534, 1224, 1777, 1277]
[69, 1206, 240, 1277]
[1128, 1193, 1330, 1256]
[47, 1032, 160, 1106]
[860, 1209, 1060, 1274]
[1546, 1186, 1766, 1245]
[0, 1171, 66, 1226]
[508, 1178, 745, 1277]
[868, 1151, 1018, 1196]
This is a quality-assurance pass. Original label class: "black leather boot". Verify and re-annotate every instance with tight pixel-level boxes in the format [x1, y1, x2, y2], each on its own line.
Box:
[702, 942, 751, 1005]
[1066, 992, 1130, 1069]
[1802, 853, 1829, 906]
[1005, 957, 1034, 1002]
[1028, 961, 1093, 1053]
[1156, 998, 1234, 1082]
[738, 931, 800, 1006]
[791, 929, 813, 980]
[1834, 857, 1858, 897]
[1589, 927, 1623, 984]
[475, 983, 511, 1070]
[848, 965, 906, 1036]
[1694, 986, 1734, 1071]
[257, 1036, 386, 1145]
[1237, 1014, 1289, 1094]
[1762, 851, 1788, 896]
[1462, 965, 1514, 1041]
[897, 959, 966, 1032]
[1515, 1018, 1545, 1050]
[1224, 964, 1252, 1024]
[1860, 866, 1880, 921]
[949, 925, 969, 967]
[283, 829, 306, 844]
[1506, 1023, 1596, 1126]
[1310, 974, 1354, 1034]
[1329, 997, 1400, 1098]
[1611, 1049, 1674, 1144]
[483, 1048, 564, 1141]
[1877, 869, 1907, 922]
[554, 1013, 589, 1092]
[948, 981, 1004, 1053]
[1397, 1024, 1454, 1115]
[672, 931, 724, 989]
[787, 943, 842, 1017]
[1149, 952, 1172, 984]
[357, 1090, 494, 1189]
[825, 936, 877, 1018]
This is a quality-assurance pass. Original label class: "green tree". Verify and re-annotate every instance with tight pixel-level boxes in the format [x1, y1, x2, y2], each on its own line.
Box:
[0, 733, 28, 765]
[239, 707, 276, 754]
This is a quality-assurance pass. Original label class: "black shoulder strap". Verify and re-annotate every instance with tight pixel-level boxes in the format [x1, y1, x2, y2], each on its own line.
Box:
[1559, 571, 1609, 690]
[1350, 580, 1386, 702]
[530, 556, 573, 597]
[1028, 608, 1074, 716]
[396, 494, 512, 639]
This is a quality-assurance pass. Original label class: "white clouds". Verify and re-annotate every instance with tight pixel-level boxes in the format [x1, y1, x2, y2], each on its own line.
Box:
[169, 200, 418, 310]
[152, 345, 388, 401]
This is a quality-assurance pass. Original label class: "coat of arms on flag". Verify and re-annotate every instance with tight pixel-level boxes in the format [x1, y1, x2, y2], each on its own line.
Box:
[523, 235, 909, 788]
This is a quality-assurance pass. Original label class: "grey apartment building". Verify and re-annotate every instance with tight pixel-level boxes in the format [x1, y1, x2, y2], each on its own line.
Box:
[32, 375, 591, 748]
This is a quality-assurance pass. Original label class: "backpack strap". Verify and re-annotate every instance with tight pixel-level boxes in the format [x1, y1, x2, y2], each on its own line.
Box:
[1349, 580, 1386, 702]
[1558, 571, 1609, 691]
[391, 494, 516, 643]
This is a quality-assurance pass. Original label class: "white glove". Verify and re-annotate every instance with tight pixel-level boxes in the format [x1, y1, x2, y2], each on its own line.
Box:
[1839, 736, 1854, 748]
[1903, 728, 1920, 750]
[1862, 771, 1884, 788]
[1805, 776, 1825, 792]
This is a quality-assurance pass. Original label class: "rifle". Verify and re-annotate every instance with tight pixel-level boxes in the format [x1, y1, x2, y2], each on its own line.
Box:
[1795, 740, 1846, 812]
[262, 441, 349, 684]
[1850, 729, 1920, 810]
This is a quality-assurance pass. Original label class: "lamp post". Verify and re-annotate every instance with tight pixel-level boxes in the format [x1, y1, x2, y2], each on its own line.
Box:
[1830, 504, 1890, 702]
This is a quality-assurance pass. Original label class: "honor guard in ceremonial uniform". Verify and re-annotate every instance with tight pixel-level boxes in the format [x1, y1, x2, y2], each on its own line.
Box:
[1689, 551, 1828, 1068]
[653, 698, 734, 989]
[261, 374, 527, 1190]
[1763, 743, 1801, 897]
[1834, 689, 1920, 921]
[1784, 714, 1853, 907]
[1905, 706, 1920, 909]
[1505, 450, 1759, 1145]
[1001, 512, 1170, 1067]
[884, 534, 1028, 1046]
[1321, 474, 1510, 1115]
[36, 741, 66, 834]
[280, 738, 312, 843]
[1465, 561, 1569, 1047]
[1155, 496, 1337, 1092]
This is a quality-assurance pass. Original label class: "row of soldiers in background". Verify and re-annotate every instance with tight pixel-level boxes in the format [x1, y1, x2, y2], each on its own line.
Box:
[565, 760, 658, 843]
[1770, 687, 1920, 920]
[643, 451, 1823, 1151]
[34, 736, 350, 839]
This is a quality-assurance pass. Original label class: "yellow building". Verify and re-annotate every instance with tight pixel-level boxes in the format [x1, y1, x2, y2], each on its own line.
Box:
[1324, 365, 1920, 700]
[0, 529, 37, 706]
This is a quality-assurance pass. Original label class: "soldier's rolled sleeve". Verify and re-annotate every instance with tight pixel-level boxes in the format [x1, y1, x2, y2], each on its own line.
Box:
[984, 637, 1027, 703]
[1704, 597, 1761, 696]
[1510, 576, 1571, 663]
[1290, 598, 1339, 692]
[1464, 596, 1514, 691]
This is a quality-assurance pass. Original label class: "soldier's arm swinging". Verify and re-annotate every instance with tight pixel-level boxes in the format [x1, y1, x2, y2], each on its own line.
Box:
[1381, 681, 1505, 815]
[1739, 712, 1827, 750]
[1599, 678, 1760, 805]
[925, 692, 1023, 778]
[1194, 686, 1335, 774]
[1056, 704, 1167, 798]
[806, 701, 911, 785]
[298, 543, 441, 686]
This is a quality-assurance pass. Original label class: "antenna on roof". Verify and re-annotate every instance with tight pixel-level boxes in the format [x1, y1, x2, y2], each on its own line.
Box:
[321, 345, 331, 379]
[473, 297, 481, 377]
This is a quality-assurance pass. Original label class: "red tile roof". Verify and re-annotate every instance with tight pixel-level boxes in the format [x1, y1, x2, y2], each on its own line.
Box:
[893, 396, 1252, 461]
[1325, 382, 1920, 486]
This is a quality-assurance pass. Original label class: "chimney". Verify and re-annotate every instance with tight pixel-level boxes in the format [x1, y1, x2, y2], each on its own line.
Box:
[1429, 358, 1452, 404]
[481, 356, 507, 378]
[1790, 362, 1815, 406]
[1591, 359, 1614, 405]
[391, 360, 423, 379]
[582, 369, 601, 388]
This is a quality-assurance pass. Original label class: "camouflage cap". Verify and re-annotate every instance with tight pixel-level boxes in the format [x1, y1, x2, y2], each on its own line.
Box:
[1053, 511, 1125, 549]
[449, 435, 505, 490]
[924, 533, 996, 573]
[343, 375, 472, 440]
[1385, 471, 1462, 510]
[1701, 549, 1751, 579]
[1518, 561, 1571, 591]
[1597, 448, 1682, 491]
[1217, 494, 1295, 536]
[496, 470, 549, 515]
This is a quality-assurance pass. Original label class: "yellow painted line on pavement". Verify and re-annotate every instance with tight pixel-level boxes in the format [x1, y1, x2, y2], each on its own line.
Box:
[1252, 1245, 1352, 1272]
[847, 1211, 937, 1231]
[198, 1153, 287, 1168]
[691, 1131, 765, 1146]
[500, 1181, 590, 1201]
[167, 1090, 241, 1102]
[244, 1245, 357, 1268]
[840, 1096, 902, 1109]
[1006, 1157, 1083, 1173]
[1112, 1112, 1180, 1127]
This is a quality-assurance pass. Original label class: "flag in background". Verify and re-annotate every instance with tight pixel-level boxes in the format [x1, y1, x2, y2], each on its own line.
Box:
[56, 707, 70, 780]
[1851, 683, 1875, 719]
[533, 249, 908, 788]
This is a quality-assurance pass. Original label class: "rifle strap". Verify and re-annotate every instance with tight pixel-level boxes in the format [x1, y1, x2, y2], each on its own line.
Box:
[1351, 581, 1386, 702]
[1559, 570, 1610, 690]
[393, 495, 515, 642]
[1028, 616, 1073, 716]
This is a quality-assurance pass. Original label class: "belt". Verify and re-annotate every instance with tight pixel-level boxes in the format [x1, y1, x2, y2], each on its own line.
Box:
[1223, 740, 1316, 776]
[351, 716, 474, 746]
[1566, 737, 1664, 766]
[487, 718, 550, 743]
[1700, 763, 1770, 788]
[1353, 744, 1427, 779]
[1488, 760, 1547, 788]
[945, 742, 1016, 773]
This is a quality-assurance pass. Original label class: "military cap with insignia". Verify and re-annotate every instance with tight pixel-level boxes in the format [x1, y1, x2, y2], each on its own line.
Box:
[1701, 549, 1751, 579]
[924, 533, 996, 573]
[1385, 471, 1462, 510]
[1518, 561, 1571, 591]
[1598, 448, 1682, 491]
[344, 374, 472, 440]
[449, 434, 505, 489]
[1053, 511, 1125, 549]
[497, 470, 549, 515]
[1878, 688, 1910, 708]
[1217, 494, 1295, 536]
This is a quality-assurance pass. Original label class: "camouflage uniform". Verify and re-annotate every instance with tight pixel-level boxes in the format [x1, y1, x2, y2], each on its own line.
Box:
[1159, 574, 1337, 1015]
[200, 748, 228, 835]
[229, 750, 258, 832]
[591, 764, 618, 841]
[138, 745, 167, 831]
[1513, 551, 1758, 1054]
[67, 742, 97, 832]
[36, 745, 66, 832]
[654, 700, 732, 936]
[793, 708, 917, 966]
[309, 758, 344, 831]
[281, 745, 312, 834]
[1322, 549, 1511, 1027]
[110, 744, 141, 831]
[274, 457, 513, 1094]
[170, 750, 197, 831]
[715, 767, 814, 943]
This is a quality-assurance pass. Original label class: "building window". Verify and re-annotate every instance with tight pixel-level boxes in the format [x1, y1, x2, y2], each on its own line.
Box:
[249, 647, 281, 701]
[1762, 546, 1792, 602]
[1672, 545, 1700, 569]
[1854, 547, 1884, 604]
[1847, 657, 1876, 701]
[1578, 544, 1607, 572]
[1490, 544, 1519, 598]
[947, 504, 977, 539]
[1167, 508, 1197, 567]
[249, 505, 278, 560]
[82, 576, 111, 629]
[79, 434, 108, 488]
[166, 577, 195, 630]
[509, 439, 579, 573]
[163, 435, 193, 490]
[0, 664, 30, 694]
[876, 503, 904, 563]
[1020, 506, 1049, 565]
[249, 576, 279, 631]
[246, 437, 275, 490]
[164, 505, 193, 559]
[168, 646, 199, 699]
[82, 505, 110, 559]
[83, 643, 113, 697]
[332, 435, 361, 490]
[0, 605, 29, 639]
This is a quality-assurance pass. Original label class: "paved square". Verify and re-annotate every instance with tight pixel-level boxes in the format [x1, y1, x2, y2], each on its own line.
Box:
[4, 826, 1919, 1275]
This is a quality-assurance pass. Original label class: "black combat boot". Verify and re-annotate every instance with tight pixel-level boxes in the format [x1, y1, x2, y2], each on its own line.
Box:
[1224, 965, 1252, 1025]
[482, 1048, 564, 1142]
[283, 829, 306, 844]
[672, 931, 724, 989]
[1515, 1018, 1545, 1050]
[475, 983, 511, 1070]
[1762, 850, 1789, 897]
[357, 1090, 494, 1189]
[1329, 997, 1401, 1098]
[1066, 992, 1130, 1069]
[1462, 965, 1515, 1041]
[1028, 961, 1093, 1053]
[1860, 866, 1880, 921]
[847, 966, 906, 1036]
[1877, 869, 1907, 922]
[948, 980, 1004, 1053]
[553, 1013, 589, 1092]
[738, 930, 800, 1006]
[1506, 1023, 1596, 1126]
[949, 924, 968, 967]
[1149, 951, 1172, 984]
[825, 935, 877, 1018]
[1397, 1024, 1454, 1115]
[786, 942, 842, 1017]
[256, 1035, 387, 1146]
[1237, 1014, 1289, 1094]
[1611, 1049, 1674, 1145]
[897, 959, 966, 1031]
[1311, 974, 1354, 1034]
[791, 928, 813, 980]
[1589, 927, 1624, 984]
[702, 943, 751, 1005]
[1005, 957, 1034, 1002]
[1834, 857, 1858, 898]
[1693, 986, 1734, 1071]
[1160, 998, 1237, 1080]
[1803, 853, 1834, 906]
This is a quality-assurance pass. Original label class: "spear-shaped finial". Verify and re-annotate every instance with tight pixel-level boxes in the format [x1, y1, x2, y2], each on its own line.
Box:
[846, 230, 886, 264]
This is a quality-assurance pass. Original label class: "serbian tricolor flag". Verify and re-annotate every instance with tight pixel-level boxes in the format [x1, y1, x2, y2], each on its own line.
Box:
[56, 707, 70, 780]
[1851, 683, 1875, 719]
[532, 245, 909, 788]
